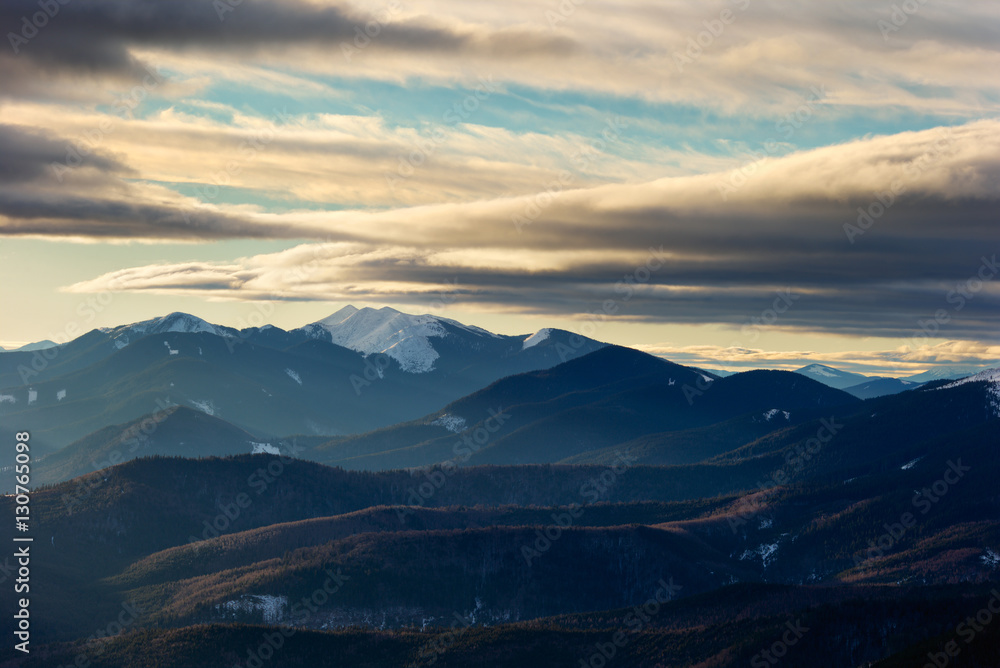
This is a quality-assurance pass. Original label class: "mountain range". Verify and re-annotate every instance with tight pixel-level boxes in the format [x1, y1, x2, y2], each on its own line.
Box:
[1, 308, 998, 666]
[1, 362, 998, 666]
[0, 308, 605, 451]
[3, 309, 996, 489]
[792, 362, 980, 399]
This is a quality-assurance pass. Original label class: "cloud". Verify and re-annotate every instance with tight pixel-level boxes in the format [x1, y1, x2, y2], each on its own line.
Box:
[58, 120, 1000, 339]
[3, 0, 996, 360]
[0, 122, 349, 240]
[0, 102, 673, 211]
[0, 0, 574, 99]
[0, 124, 127, 182]
[3, 0, 998, 116]
[24, 116, 996, 246]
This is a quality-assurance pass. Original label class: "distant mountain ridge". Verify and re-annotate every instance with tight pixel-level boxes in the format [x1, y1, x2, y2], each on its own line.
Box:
[794, 363, 870, 389]
[841, 376, 920, 399]
[30, 405, 283, 487]
[4, 339, 58, 352]
[793, 363, 923, 398]
[0, 307, 606, 448]
[2, 306, 996, 471]
[791, 362, 996, 398]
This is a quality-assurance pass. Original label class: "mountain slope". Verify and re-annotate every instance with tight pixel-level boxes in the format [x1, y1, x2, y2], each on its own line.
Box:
[561, 411, 799, 467]
[710, 376, 1000, 488]
[2, 376, 997, 656]
[905, 365, 998, 383]
[842, 376, 922, 399]
[128, 524, 748, 628]
[460, 369, 860, 467]
[30, 406, 278, 487]
[0, 329, 122, 389]
[313, 351, 860, 470]
[13, 593, 1000, 668]
[312, 346, 712, 468]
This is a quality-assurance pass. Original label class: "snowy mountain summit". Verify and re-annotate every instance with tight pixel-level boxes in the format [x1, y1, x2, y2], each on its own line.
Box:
[938, 368, 1000, 388]
[937, 367, 1000, 417]
[522, 329, 552, 350]
[101, 312, 233, 350]
[798, 364, 842, 379]
[793, 363, 871, 390]
[299, 306, 498, 373]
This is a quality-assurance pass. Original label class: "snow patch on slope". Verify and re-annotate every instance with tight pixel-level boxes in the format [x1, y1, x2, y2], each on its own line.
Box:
[522, 329, 551, 350]
[0, 395, 14, 404]
[908, 366, 994, 383]
[739, 543, 780, 568]
[802, 364, 839, 378]
[937, 368, 1000, 417]
[189, 399, 216, 416]
[217, 595, 287, 624]
[432, 415, 467, 433]
[763, 409, 790, 422]
[938, 368, 1000, 388]
[285, 368, 302, 385]
[251, 442, 281, 455]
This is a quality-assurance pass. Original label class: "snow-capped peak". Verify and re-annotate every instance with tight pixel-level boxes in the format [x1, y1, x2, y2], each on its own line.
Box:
[938, 367, 1000, 388]
[907, 365, 996, 383]
[937, 367, 1000, 417]
[799, 364, 842, 378]
[319, 304, 361, 326]
[522, 329, 552, 350]
[301, 305, 499, 374]
[103, 312, 231, 350]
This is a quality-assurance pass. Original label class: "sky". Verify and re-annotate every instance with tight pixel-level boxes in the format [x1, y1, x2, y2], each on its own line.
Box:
[0, 0, 997, 376]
